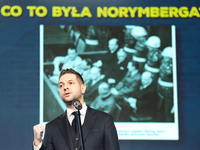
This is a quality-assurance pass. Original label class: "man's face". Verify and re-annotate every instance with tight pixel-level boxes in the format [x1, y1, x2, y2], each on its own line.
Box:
[141, 73, 152, 86]
[58, 73, 86, 105]
[90, 67, 101, 80]
[68, 49, 77, 60]
[117, 51, 127, 62]
[134, 36, 146, 42]
[147, 45, 154, 51]
[108, 40, 118, 53]
[98, 83, 109, 96]
[127, 62, 136, 71]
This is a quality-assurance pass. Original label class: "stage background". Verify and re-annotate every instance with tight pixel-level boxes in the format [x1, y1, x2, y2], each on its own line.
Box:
[0, 0, 199, 149]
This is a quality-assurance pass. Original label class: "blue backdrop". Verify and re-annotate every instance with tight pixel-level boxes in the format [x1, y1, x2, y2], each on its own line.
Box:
[0, 0, 199, 149]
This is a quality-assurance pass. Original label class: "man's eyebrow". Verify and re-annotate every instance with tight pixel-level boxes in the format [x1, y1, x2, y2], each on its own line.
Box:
[58, 79, 74, 84]
[58, 81, 63, 85]
[68, 79, 74, 82]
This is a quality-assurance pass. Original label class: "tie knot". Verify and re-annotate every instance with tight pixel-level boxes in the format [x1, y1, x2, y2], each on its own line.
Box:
[72, 111, 78, 116]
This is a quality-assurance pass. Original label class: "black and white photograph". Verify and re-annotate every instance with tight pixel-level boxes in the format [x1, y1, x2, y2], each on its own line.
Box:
[40, 25, 178, 140]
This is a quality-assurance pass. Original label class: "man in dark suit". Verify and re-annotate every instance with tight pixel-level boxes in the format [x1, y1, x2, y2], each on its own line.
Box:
[83, 66, 105, 105]
[127, 71, 158, 122]
[33, 68, 120, 150]
[134, 71, 157, 120]
[111, 60, 141, 99]
[105, 48, 130, 84]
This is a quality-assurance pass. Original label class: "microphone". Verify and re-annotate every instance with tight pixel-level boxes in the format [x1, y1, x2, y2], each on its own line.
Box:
[72, 99, 85, 150]
[72, 99, 82, 110]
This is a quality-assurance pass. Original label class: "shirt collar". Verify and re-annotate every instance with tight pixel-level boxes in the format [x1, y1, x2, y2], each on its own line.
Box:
[67, 102, 87, 118]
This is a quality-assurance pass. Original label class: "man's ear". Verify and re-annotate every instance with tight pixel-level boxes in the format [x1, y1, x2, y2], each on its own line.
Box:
[81, 84, 86, 94]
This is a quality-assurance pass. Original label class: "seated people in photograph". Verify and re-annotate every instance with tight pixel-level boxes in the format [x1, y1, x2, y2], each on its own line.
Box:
[84, 66, 105, 105]
[104, 48, 130, 85]
[49, 47, 82, 84]
[92, 38, 120, 72]
[76, 58, 93, 83]
[110, 60, 141, 99]
[33, 68, 120, 150]
[127, 71, 158, 122]
[109, 60, 141, 122]
[90, 82, 117, 117]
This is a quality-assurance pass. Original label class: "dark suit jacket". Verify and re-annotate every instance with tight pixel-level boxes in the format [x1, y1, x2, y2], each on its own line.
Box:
[115, 71, 141, 97]
[134, 82, 157, 117]
[84, 80, 103, 105]
[38, 107, 120, 150]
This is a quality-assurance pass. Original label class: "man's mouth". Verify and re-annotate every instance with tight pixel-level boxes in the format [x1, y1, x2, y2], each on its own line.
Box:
[65, 92, 71, 96]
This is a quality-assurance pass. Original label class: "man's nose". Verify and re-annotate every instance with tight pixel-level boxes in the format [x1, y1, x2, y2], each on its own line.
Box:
[64, 84, 69, 90]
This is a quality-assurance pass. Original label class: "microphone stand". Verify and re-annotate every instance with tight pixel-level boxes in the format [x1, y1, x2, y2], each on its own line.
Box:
[73, 99, 85, 150]
[77, 110, 85, 150]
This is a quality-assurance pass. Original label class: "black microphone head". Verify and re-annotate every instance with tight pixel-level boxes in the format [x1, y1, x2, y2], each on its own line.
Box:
[77, 104, 82, 110]
[72, 99, 82, 110]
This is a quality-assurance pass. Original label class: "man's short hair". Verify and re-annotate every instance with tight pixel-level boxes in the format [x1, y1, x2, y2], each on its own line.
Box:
[59, 68, 84, 84]
[67, 46, 77, 52]
[109, 38, 119, 45]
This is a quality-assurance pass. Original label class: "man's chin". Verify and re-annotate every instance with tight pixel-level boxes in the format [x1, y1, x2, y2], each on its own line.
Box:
[62, 99, 73, 105]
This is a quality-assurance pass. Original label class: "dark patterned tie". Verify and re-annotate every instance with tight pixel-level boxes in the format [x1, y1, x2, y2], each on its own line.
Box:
[72, 111, 79, 133]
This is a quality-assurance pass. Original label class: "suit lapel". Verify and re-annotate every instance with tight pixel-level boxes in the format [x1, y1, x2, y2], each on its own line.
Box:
[82, 107, 97, 142]
[56, 111, 74, 150]
[76, 107, 97, 149]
